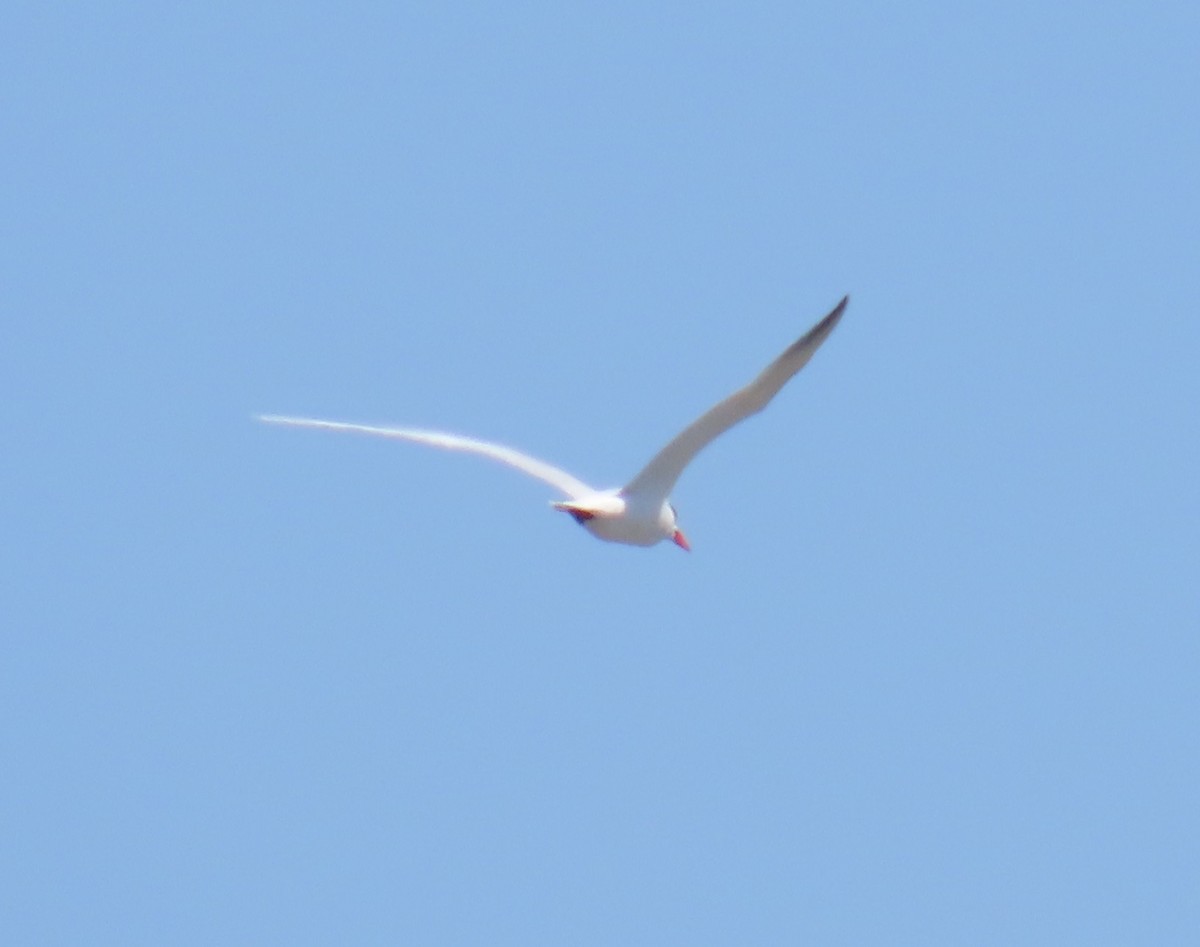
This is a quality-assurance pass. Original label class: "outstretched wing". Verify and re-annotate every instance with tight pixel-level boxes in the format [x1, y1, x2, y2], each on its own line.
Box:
[257, 415, 596, 500]
[621, 296, 848, 505]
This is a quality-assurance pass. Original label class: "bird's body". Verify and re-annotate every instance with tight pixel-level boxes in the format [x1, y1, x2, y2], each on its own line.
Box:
[552, 490, 679, 548]
[259, 296, 848, 550]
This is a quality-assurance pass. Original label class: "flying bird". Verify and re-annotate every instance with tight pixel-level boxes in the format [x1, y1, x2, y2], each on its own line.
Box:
[260, 295, 848, 550]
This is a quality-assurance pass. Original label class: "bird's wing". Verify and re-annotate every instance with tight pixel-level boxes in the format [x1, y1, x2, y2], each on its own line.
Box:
[621, 296, 848, 505]
[257, 415, 597, 500]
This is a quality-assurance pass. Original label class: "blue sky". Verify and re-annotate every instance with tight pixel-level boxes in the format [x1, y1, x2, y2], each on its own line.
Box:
[4, 1, 1198, 943]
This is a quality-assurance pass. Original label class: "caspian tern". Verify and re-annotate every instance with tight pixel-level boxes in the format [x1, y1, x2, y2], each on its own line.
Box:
[260, 296, 847, 550]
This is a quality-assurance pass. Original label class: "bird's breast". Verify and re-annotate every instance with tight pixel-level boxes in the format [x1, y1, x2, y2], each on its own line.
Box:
[583, 512, 664, 547]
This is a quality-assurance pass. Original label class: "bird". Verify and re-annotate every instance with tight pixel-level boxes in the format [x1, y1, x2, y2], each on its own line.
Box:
[259, 295, 848, 550]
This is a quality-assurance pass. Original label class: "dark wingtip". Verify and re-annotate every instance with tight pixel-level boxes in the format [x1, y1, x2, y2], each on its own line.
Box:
[792, 295, 850, 353]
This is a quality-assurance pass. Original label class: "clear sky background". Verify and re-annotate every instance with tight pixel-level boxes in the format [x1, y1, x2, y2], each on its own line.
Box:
[4, 2, 1198, 943]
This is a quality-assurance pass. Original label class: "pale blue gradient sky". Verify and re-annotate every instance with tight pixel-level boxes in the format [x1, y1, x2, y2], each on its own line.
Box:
[3, 2, 1198, 943]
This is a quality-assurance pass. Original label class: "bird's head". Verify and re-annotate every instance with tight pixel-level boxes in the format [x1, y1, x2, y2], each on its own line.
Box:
[664, 502, 690, 552]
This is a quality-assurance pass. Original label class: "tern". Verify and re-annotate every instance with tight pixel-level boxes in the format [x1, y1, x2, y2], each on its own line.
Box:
[260, 295, 847, 550]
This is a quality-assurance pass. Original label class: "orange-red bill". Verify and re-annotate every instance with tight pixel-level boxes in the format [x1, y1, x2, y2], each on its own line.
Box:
[672, 529, 690, 551]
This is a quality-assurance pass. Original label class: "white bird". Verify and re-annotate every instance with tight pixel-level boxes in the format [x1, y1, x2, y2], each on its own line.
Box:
[259, 296, 848, 550]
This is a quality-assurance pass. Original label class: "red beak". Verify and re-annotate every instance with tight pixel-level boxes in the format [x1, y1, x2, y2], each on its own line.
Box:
[672, 528, 690, 551]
